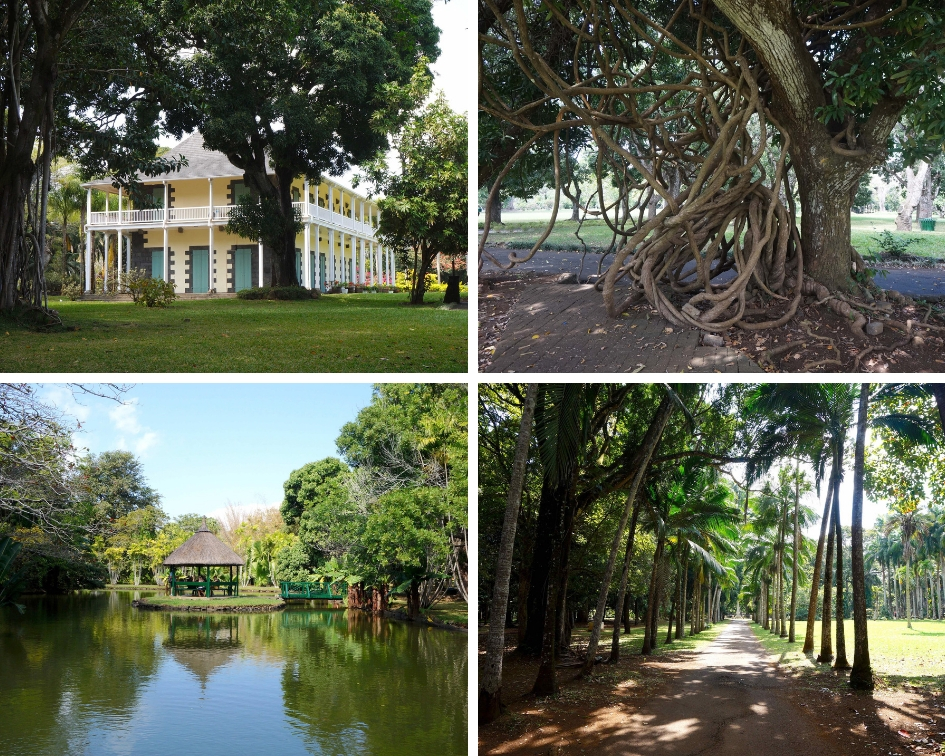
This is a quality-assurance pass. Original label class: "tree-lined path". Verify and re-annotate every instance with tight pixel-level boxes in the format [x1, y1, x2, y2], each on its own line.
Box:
[596, 620, 841, 756]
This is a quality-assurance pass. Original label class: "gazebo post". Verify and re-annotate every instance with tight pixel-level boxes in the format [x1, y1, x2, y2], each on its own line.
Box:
[206, 568, 211, 598]
[170, 566, 176, 596]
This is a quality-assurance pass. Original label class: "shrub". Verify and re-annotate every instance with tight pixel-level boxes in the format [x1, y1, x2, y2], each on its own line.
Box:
[122, 269, 150, 303]
[61, 280, 84, 301]
[133, 278, 177, 308]
[872, 230, 918, 259]
[396, 271, 468, 296]
[236, 285, 319, 300]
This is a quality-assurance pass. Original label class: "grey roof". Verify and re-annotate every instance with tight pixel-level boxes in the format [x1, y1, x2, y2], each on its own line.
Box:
[163, 522, 245, 567]
[146, 133, 248, 181]
[82, 134, 252, 188]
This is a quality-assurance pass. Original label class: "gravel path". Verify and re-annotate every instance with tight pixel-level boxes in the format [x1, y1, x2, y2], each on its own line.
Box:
[596, 619, 844, 756]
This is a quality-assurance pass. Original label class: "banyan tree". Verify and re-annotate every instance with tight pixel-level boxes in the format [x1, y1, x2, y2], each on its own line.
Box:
[479, 0, 945, 337]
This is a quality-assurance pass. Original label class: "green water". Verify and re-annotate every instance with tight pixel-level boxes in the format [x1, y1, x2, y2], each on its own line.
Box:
[0, 591, 467, 755]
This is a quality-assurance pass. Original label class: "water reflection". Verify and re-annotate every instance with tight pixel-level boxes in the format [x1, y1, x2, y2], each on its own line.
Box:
[0, 592, 467, 756]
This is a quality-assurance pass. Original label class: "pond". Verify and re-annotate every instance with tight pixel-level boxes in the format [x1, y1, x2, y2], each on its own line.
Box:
[0, 591, 467, 755]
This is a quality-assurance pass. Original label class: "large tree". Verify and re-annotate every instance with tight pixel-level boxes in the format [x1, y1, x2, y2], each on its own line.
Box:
[161, 0, 440, 287]
[479, 0, 945, 332]
[360, 92, 467, 304]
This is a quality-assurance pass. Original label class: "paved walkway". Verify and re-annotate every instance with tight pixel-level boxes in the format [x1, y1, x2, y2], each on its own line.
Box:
[597, 620, 843, 756]
[483, 281, 762, 373]
[481, 248, 945, 299]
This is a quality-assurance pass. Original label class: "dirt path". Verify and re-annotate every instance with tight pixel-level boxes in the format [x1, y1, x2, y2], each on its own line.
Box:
[594, 619, 846, 755]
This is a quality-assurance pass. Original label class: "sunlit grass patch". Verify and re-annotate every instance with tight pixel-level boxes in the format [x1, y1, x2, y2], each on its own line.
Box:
[749, 618, 945, 689]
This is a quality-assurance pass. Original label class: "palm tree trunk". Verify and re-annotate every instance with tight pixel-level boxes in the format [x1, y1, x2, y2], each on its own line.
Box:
[817, 479, 836, 664]
[805, 471, 836, 653]
[641, 537, 664, 655]
[610, 500, 643, 662]
[848, 382, 872, 686]
[789, 463, 801, 642]
[480, 384, 538, 723]
[833, 452, 850, 670]
[676, 554, 687, 639]
[906, 550, 913, 629]
[584, 394, 675, 672]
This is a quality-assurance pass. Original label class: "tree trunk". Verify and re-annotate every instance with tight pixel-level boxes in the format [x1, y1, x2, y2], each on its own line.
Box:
[919, 165, 934, 220]
[713, 0, 902, 294]
[480, 383, 538, 723]
[676, 555, 687, 640]
[489, 186, 503, 225]
[896, 163, 929, 231]
[818, 476, 836, 664]
[585, 394, 675, 672]
[520, 478, 565, 654]
[407, 580, 421, 620]
[789, 463, 801, 643]
[832, 454, 850, 670]
[609, 500, 642, 662]
[532, 489, 576, 696]
[641, 537, 665, 655]
[410, 242, 435, 304]
[805, 470, 835, 653]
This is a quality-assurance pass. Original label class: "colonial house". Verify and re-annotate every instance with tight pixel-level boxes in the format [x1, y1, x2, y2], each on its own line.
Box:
[82, 134, 393, 294]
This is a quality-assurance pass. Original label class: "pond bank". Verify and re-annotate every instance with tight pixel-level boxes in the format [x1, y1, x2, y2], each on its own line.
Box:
[133, 596, 285, 612]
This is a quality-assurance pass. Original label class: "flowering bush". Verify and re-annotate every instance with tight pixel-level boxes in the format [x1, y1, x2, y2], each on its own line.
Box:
[396, 271, 467, 295]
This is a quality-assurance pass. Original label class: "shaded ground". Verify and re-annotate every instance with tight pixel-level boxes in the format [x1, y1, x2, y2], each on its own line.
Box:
[480, 619, 945, 756]
[480, 264, 945, 373]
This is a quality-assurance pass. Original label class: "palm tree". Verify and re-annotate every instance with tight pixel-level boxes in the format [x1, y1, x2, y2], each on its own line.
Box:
[640, 460, 739, 655]
[745, 383, 857, 660]
[480, 383, 538, 723]
[48, 174, 86, 283]
[885, 505, 933, 629]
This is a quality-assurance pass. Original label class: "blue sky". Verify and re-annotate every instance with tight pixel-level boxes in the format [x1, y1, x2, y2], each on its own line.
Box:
[40, 383, 376, 519]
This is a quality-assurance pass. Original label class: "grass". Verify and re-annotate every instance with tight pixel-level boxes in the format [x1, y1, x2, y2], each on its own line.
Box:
[566, 618, 730, 658]
[390, 597, 468, 627]
[0, 292, 466, 372]
[138, 595, 283, 608]
[481, 211, 945, 262]
[749, 619, 945, 689]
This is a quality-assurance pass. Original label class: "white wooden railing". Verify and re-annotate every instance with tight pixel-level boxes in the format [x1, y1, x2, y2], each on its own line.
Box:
[88, 203, 375, 237]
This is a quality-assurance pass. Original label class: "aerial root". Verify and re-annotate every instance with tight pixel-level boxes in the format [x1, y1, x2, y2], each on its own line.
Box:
[801, 278, 867, 341]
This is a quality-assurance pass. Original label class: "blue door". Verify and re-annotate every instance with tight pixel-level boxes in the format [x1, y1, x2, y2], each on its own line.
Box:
[295, 248, 302, 285]
[319, 254, 327, 292]
[234, 247, 252, 291]
[151, 250, 164, 280]
[310, 251, 317, 289]
[191, 248, 209, 293]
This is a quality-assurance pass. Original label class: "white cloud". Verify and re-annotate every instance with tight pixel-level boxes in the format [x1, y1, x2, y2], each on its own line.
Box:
[109, 400, 159, 457]
[40, 385, 92, 423]
[109, 401, 143, 434]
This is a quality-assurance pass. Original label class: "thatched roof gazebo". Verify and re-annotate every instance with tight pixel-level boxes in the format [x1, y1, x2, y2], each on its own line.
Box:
[163, 521, 245, 597]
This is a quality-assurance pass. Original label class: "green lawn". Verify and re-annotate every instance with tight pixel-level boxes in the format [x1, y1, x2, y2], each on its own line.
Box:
[0, 292, 466, 372]
[750, 619, 945, 688]
[566, 618, 730, 657]
[482, 211, 945, 262]
[390, 597, 468, 627]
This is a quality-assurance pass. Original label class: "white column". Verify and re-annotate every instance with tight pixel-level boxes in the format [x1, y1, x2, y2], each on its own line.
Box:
[163, 228, 169, 285]
[117, 187, 123, 287]
[303, 179, 309, 218]
[163, 181, 169, 284]
[126, 236, 131, 274]
[85, 188, 92, 292]
[302, 221, 311, 289]
[328, 185, 334, 220]
[208, 178, 214, 291]
[313, 223, 320, 290]
[373, 243, 379, 286]
[102, 232, 109, 292]
[329, 228, 335, 286]
[389, 247, 395, 287]
[258, 241, 264, 286]
[436, 252, 441, 282]
[358, 238, 365, 284]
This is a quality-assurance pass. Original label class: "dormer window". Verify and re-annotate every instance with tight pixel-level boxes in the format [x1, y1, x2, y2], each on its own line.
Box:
[140, 185, 164, 209]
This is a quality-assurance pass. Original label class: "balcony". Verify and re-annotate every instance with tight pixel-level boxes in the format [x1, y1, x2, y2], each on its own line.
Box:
[88, 201, 376, 237]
